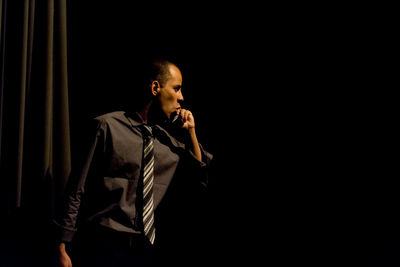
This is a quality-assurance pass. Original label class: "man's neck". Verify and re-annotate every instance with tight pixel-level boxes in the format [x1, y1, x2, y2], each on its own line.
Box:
[138, 101, 152, 124]
[138, 100, 167, 125]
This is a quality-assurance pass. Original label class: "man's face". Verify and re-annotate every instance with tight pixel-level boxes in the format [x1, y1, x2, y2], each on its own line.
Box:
[157, 64, 184, 119]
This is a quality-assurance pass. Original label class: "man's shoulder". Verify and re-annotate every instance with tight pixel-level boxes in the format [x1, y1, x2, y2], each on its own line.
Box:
[91, 111, 134, 130]
[94, 111, 127, 123]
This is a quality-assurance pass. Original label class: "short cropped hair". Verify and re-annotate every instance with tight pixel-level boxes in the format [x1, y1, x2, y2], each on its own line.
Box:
[122, 58, 179, 111]
[146, 59, 174, 87]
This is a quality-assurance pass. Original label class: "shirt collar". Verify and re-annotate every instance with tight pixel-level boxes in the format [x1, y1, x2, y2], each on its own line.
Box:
[124, 111, 186, 150]
[125, 111, 146, 127]
[125, 111, 171, 128]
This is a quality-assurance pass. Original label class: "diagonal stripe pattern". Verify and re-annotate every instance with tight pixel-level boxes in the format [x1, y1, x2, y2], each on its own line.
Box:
[141, 125, 156, 244]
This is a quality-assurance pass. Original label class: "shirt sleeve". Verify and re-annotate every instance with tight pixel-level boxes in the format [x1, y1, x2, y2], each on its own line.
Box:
[182, 143, 213, 188]
[53, 118, 106, 243]
[154, 125, 213, 188]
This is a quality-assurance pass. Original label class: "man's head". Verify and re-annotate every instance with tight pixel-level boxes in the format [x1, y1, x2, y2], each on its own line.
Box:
[148, 59, 184, 119]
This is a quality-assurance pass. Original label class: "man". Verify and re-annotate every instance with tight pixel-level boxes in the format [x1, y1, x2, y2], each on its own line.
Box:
[54, 59, 213, 267]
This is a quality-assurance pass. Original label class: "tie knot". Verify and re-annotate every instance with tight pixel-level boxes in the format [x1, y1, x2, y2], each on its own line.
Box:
[141, 125, 153, 138]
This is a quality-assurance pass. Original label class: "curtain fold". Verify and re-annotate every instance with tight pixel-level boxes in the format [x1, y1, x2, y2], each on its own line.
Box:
[15, 0, 29, 208]
[0, 0, 70, 216]
[0, 1, 71, 264]
[55, 0, 70, 195]
[43, 0, 53, 183]
[0, 0, 6, 166]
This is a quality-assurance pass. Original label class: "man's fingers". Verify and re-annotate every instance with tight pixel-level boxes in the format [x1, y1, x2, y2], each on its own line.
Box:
[178, 109, 194, 129]
[180, 109, 188, 122]
[185, 110, 191, 122]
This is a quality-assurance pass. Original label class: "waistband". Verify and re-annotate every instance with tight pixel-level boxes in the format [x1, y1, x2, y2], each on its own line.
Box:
[78, 224, 148, 249]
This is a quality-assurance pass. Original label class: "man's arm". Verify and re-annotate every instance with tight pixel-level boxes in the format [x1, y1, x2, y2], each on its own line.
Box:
[179, 109, 202, 162]
[56, 243, 72, 267]
[53, 118, 106, 266]
[188, 127, 202, 162]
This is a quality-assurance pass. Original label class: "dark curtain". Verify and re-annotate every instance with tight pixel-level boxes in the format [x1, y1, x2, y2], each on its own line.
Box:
[0, 0, 70, 265]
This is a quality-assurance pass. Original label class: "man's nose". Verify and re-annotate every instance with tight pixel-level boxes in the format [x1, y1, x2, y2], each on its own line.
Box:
[177, 90, 184, 101]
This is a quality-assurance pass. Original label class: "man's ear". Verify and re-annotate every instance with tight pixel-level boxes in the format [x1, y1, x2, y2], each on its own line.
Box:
[151, 81, 161, 96]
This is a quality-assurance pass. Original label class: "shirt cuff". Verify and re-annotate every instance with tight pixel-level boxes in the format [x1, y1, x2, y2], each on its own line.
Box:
[186, 143, 213, 168]
[53, 219, 77, 243]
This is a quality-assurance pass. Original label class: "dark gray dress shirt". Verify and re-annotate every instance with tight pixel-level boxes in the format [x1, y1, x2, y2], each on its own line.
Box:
[55, 111, 212, 242]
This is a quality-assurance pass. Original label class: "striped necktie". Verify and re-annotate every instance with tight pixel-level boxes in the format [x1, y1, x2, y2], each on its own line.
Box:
[141, 125, 156, 244]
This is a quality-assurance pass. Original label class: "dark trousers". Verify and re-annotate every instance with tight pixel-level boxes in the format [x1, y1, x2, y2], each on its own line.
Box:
[70, 226, 154, 267]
